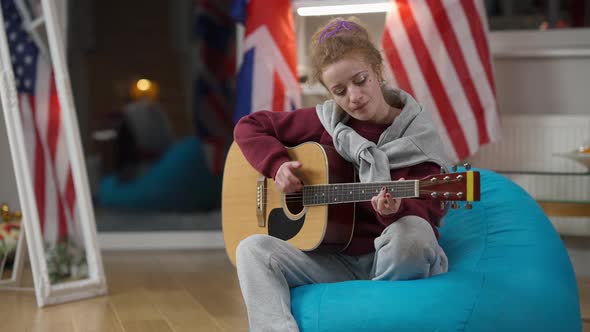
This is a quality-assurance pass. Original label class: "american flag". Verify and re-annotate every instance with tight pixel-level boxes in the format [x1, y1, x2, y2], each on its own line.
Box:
[193, 0, 235, 175]
[382, 0, 501, 162]
[232, 0, 300, 122]
[2, 0, 78, 244]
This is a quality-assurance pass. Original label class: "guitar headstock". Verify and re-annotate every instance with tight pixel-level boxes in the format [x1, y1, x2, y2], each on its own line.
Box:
[418, 164, 480, 209]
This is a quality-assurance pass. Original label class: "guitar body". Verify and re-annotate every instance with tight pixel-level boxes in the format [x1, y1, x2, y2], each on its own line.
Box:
[222, 142, 356, 265]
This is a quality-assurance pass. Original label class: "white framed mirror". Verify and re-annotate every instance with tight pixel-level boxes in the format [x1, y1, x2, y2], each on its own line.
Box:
[0, 0, 106, 306]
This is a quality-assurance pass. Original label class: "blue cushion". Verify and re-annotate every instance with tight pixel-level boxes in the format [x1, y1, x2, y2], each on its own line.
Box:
[290, 169, 581, 331]
[97, 136, 221, 211]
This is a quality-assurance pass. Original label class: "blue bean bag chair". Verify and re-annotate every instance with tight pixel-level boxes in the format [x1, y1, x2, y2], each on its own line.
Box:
[290, 169, 581, 331]
[98, 136, 222, 211]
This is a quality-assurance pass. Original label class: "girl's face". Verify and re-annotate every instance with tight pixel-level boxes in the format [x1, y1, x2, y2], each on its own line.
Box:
[321, 55, 390, 124]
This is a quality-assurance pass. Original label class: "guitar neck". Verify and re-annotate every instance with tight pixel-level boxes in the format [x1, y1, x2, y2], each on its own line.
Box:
[302, 180, 419, 206]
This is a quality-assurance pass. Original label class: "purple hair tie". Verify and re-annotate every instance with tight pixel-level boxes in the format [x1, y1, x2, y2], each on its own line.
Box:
[318, 20, 358, 44]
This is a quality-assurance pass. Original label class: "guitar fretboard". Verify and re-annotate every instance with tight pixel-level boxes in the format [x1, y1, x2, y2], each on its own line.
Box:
[302, 180, 419, 206]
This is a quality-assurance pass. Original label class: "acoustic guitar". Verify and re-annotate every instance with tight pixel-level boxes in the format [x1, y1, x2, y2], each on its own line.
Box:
[222, 142, 480, 265]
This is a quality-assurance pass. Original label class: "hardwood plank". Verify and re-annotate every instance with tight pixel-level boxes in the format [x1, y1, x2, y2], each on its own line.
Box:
[0, 292, 39, 331]
[122, 320, 174, 332]
[181, 271, 246, 318]
[147, 290, 223, 332]
[108, 288, 164, 323]
[29, 301, 77, 332]
[150, 250, 248, 328]
[103, 250, 248, 331]
[71, 297, 125, 332]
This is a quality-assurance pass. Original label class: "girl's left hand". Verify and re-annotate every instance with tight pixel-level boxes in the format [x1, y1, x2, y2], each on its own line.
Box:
[370, 180, 403, 216]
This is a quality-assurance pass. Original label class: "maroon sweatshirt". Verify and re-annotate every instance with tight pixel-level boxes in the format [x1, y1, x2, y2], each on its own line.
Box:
[234, 107, 445, 256]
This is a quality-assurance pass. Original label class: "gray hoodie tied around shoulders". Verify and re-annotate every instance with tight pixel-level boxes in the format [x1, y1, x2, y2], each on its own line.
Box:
[316, 87, 450, 183]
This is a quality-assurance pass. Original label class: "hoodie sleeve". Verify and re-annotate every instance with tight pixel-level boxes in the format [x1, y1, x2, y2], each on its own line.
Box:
[375, 162, 445, 228]
[233, 108, 326, 179]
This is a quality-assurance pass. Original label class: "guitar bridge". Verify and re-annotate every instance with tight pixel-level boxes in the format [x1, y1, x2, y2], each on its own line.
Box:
[256, 175, 266, 227]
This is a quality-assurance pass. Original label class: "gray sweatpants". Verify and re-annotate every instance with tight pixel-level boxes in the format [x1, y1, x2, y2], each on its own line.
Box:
[235, 216, 448, 332]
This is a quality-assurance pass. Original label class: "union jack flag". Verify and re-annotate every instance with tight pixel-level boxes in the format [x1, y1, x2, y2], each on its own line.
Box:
[232, 0, 300, 122]
[1, 0, 79, 244]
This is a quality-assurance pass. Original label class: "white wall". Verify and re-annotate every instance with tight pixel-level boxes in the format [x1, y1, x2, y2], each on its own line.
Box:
[494, 57, 590, 114]
[491, 28, 590, 115]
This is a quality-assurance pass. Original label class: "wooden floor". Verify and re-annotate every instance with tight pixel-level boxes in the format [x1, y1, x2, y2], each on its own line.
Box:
[0, 249, 588, 332]
[0, 250, 248, 332]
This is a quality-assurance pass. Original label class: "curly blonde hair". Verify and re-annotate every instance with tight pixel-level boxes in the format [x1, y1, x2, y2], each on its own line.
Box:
[309, 17, 383, 85]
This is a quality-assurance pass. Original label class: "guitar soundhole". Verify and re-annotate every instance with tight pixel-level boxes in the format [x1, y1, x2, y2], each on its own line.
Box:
[285, 193, 304, 215]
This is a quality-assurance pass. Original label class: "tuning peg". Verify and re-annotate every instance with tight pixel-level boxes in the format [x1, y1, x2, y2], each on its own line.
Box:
[451, 165, 457, 172]
[463, 163, 471, 170]
[465, 202, 473, 210]
[440, 166, 446, 174]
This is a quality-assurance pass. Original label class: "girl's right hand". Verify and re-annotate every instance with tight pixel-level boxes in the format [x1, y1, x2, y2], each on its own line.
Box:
[274, 161, 303, 193]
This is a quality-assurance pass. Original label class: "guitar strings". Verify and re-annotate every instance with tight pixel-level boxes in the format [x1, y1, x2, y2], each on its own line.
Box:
[276, 190, 427, 203]
[258, 180, 459, 195]
[257, 179, 461, 191]
[257, 180, 446, 193]
[260, 184, 418, 194]
[258, 182, 418, 192]
[264, 190, 419, 202]
[261, 184, 418, 196]
[275, 188, 455, 203]
[260, 186, 418, 195]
